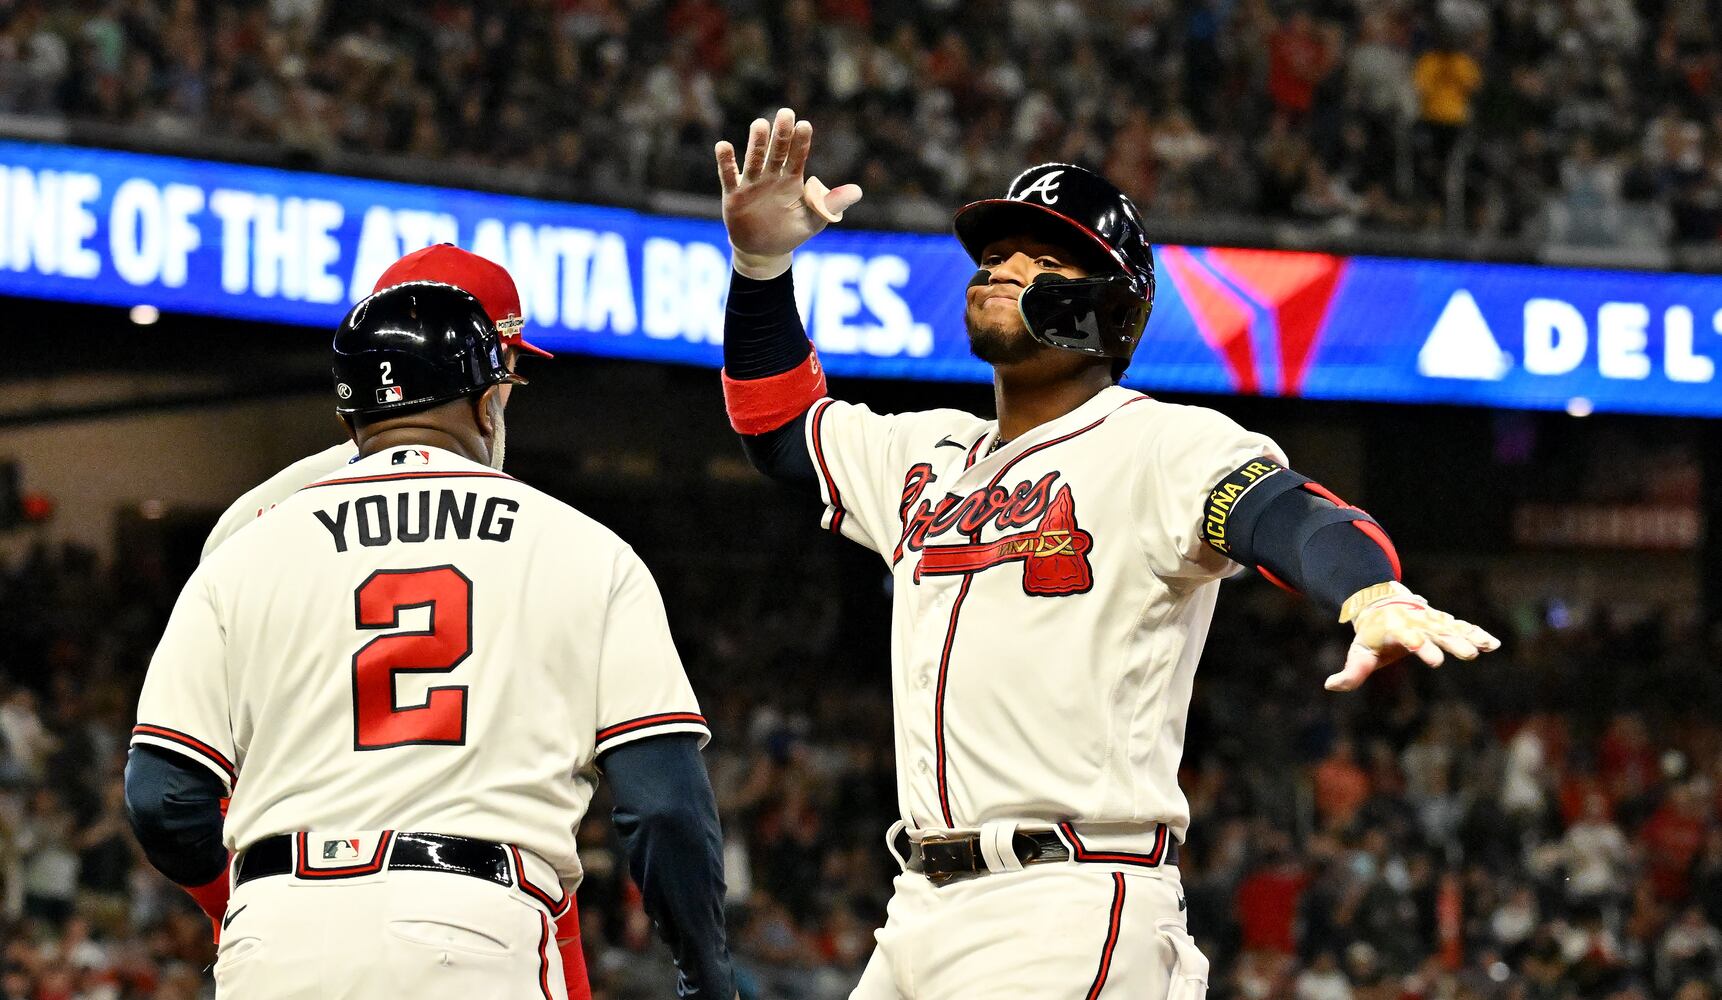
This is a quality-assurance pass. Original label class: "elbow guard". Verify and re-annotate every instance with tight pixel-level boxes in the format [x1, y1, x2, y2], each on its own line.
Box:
[721, 351, 827, 435]
[1202, 458, 1401, 595]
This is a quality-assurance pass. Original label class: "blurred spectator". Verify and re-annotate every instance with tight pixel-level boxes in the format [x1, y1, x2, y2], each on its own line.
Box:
[1313, 737, 1369, 831]
[1293, 950, 1351, 1000]
[1643, 784, 1711, 902]
[1234, 834, 1307, 956]
[1267, 10, 1333, 123]
[1411, 32, 1482, 202]
[1562, 791, 1631, 908]
[0, 0, 1713, 250]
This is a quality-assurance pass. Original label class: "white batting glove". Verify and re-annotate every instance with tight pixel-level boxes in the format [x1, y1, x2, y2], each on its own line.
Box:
[1326, 582, 1501, 692]
[715, 107, 863, 280]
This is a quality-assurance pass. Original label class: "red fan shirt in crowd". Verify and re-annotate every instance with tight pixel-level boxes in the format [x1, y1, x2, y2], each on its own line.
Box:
[1234, 864, 1309, 954]
[1268, 14, 1330, 114]
[667, 0, 729, 72]
[1640, 795, 1707, 901]
[1314, 750, 1371, 829]
[1599, 716, 1658, 802]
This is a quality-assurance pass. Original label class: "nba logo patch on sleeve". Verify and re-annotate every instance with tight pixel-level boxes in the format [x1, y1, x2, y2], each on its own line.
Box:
[377, 386, 404, 404]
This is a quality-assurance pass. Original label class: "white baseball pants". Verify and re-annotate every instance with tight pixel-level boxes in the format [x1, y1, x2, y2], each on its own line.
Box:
[213, 866, 566, 998]
[849, 863, 1208, 1000]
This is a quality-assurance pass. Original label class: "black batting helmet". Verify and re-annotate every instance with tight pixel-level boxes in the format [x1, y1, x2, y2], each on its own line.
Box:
[953, 163, 1156, 362]
[332, 281, 524, 418]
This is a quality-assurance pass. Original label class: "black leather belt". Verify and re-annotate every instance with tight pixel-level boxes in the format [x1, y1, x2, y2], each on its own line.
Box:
[895, 828, 1178, 885]
[235, 832, 513, 888]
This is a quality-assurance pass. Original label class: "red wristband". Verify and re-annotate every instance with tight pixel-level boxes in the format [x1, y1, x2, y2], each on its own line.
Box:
[722, 350, 827, 435]
[183, 865, 232, 943]
[555, 907, 591, 1000]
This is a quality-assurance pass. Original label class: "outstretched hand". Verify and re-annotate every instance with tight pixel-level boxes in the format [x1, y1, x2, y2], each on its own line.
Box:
[1326, 582, 1501, 692]
[715, 108, 862, 278]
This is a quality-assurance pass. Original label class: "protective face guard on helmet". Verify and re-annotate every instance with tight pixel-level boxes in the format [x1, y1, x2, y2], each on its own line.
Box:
[1018, 273, 1150, 360]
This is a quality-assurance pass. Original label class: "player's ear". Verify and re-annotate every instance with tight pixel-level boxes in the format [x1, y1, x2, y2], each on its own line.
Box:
[337, 412, 358, 446]
[474, 387, 500, 437]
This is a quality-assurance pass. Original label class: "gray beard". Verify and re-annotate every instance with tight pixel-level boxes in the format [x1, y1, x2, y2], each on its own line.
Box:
[485, 393, 507, 471]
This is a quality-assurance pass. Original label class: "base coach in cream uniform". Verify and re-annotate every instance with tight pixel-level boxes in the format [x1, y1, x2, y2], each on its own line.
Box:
[125, 282, 738, 998]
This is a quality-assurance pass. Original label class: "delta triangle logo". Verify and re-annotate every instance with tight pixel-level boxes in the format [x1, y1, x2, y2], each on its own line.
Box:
[1157, 247, 1347, 395]
[1418, 290, 1513, 381]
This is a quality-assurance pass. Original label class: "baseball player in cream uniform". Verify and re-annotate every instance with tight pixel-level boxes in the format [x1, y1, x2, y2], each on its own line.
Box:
[127, 282, 737, 998]
[200, 244, 550, 562]
[714, 109, 1501, 999]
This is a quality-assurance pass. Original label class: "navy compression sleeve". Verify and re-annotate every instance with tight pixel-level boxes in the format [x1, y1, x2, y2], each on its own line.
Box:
[1202, 458, 1400, 614]
[601, 734, 736, 999]
[123, 744, 228, 886]
[723, 269, 817, 483]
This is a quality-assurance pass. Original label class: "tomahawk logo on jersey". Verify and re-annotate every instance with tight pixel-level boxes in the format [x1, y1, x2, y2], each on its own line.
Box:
[806, 386, 1284, 838]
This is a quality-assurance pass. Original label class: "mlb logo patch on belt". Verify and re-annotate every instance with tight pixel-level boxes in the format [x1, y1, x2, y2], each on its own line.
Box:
[295, 830, 393, 879]
[322, 838, 362, 861]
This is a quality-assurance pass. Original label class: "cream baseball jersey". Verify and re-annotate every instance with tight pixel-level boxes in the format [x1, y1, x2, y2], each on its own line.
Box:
[135, 446, 708, 883]
[200, 443, 355, 559]
[805, 385, 1283, 840]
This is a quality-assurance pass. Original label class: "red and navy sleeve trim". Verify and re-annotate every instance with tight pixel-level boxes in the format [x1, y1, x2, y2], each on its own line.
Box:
[1057, 822, 1174, 869]
[131, 724, 237, 786]
[595, 712, 708, 749]
[807, 398, 846, 536]
[300, 470, 514, 491]
[1083, 873, 1127, 1000]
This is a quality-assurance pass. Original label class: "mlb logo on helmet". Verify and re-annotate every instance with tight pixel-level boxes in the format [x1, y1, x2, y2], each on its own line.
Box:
[377, 386, 404, 405]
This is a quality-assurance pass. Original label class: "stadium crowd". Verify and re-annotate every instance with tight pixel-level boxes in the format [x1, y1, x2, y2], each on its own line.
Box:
[2, 0, 1721, 248]
[0, 527, 1718, 998]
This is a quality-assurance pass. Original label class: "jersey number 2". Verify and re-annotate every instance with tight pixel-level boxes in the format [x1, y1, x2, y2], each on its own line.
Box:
[352, 566, 471, 750]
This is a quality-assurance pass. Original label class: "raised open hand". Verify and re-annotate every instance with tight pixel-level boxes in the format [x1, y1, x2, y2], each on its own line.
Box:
[715, 108, 863, 278]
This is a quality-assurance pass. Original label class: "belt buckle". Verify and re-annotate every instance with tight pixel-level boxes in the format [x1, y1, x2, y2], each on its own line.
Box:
[917, 833, 979, 885]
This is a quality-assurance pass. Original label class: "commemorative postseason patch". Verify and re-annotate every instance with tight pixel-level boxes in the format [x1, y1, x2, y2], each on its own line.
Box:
[1202, 458, 1285, 555]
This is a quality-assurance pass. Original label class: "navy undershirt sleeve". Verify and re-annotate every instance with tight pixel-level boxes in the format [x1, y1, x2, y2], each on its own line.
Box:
[123, 745, 228, 887]
[724, 269, 811, 379]
[601, 734, 736, 999]
[725, 269, 816, 483]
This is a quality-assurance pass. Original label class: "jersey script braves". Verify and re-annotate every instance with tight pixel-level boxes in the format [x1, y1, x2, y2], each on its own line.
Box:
[135, 446, 708, 883]
[806, 385, 1282, 840]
